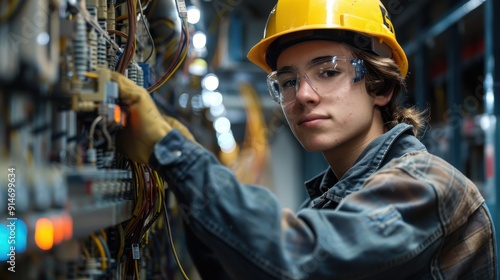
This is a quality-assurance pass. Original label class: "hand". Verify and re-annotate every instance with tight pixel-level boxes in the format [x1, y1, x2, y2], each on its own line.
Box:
[162, 115, 196, 142]
[108, 69, 172, 164]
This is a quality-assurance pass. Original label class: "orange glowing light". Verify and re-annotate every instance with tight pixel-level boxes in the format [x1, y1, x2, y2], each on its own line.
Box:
[51, 216, 64, 245]
[114, 105, 122, 123]
[35, 218, 54, 250]
[62, 213, 73, 240]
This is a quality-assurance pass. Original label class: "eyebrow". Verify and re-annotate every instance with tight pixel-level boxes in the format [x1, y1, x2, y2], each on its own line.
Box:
[277, 56, 339, 72]
[309, 56, 338, 66]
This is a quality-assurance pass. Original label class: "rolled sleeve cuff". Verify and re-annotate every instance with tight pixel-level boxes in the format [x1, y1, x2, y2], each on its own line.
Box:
[148, 129, 205, 180]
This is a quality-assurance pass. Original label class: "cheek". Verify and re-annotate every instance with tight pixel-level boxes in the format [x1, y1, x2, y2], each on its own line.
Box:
[282, 106, 292, 121]
[330, 92, 355, 119]
[281, 107, 296, 131]
[334, 87, 371, 123]
[336, 107, 354, 126]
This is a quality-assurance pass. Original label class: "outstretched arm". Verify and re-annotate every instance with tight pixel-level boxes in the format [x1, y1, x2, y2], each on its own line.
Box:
[149, 129, 445, 280]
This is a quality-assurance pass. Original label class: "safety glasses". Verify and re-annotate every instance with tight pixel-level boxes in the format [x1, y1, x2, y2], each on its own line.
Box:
[267, 56, 366, 106]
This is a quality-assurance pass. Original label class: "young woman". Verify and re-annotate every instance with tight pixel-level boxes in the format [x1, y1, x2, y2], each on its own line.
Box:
[111, 0, 497, 278]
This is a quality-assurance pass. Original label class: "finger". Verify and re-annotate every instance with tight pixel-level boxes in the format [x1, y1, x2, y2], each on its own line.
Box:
[162, 115, 195, 141]
[109, 71, 141, 100]
[118, 95, 140, 107]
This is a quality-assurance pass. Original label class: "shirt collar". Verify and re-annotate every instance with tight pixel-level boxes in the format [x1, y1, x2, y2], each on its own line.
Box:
[305, 123, 426, 200]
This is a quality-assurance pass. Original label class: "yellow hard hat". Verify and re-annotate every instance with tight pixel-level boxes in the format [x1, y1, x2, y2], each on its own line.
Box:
[247, 0, 408, 77]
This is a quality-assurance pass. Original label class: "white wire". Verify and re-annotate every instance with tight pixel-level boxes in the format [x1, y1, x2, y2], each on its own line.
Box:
[76, 3, 120, 51]
[89, 115, 103, 149]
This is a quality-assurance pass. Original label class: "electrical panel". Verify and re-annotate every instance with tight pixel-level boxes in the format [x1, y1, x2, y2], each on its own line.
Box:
[0, 0, 191, 279]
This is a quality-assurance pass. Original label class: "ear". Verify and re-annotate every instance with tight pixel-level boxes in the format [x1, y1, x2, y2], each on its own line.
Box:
[373, 90, 393, 107]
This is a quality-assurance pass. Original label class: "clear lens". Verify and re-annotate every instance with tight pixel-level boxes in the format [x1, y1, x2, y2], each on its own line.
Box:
[267, 56, 365, 106]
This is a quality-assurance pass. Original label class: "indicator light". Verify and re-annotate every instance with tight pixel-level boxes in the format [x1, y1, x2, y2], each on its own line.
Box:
[35, 218, 54, 250]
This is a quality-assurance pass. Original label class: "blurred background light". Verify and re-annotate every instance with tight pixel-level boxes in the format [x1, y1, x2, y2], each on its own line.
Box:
[202, 73, 219, 91]
[187, 6, 201, 24]
[193, 31, 207, 49]
[213, 117, 231, 133]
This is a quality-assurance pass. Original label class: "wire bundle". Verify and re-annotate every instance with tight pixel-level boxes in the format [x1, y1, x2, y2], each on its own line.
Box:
[80, 0, 192, 278]
[116, 0, 137, 74]
[147, 14, 189, 93]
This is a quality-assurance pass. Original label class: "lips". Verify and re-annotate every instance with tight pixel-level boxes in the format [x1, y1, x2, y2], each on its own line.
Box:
[298, 114, 329, 125]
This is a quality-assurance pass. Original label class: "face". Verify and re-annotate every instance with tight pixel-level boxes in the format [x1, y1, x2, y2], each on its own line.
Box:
[275, 40, 388, 154]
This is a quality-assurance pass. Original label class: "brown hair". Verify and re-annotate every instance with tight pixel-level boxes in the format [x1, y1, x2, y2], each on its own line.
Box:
[349, 47, 428, 137]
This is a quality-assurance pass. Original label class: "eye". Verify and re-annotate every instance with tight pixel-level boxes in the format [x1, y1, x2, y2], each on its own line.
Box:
[281, 78, 297, 88]
[310, 61, 343, 80]
[318, 69, 341, 78]
[274, 69, 297, 89]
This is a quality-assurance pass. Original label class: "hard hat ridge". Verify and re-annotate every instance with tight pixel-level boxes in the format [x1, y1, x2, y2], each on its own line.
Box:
[247, 0, 409, 77]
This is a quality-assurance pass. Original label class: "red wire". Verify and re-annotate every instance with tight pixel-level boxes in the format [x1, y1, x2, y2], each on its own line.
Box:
[147, 20, 187, 92]
[117, 0, 137, 74]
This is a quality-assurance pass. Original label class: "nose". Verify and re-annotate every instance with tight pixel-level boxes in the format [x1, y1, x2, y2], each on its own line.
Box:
[295, 75, 320, 104]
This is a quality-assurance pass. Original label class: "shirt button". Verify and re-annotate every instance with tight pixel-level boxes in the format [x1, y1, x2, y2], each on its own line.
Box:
[171, 150, 182, 157]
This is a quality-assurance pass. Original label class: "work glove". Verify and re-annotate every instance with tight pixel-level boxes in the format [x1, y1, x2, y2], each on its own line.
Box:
[162, 115, 196, 142]
[109, 70, 172, 164]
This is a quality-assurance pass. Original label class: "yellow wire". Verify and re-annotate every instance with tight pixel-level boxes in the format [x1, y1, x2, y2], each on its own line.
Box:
[154, 34, 178, 49]
[124, 162, 145, 236]
[157, 39, 179, 65]
[116, 224, 125, 261]
[148, 46, 187, 92]
[90, 233, 108, 270]
[81, 244, 91, 259]
[153, 171, 162, 188]
[0, 0, 20, 23]
[156, 198, 164, 230]
[135, 259, 141, 280]
[148, 19, 189, 93]
[153, 172, 163, 213]
[149, 43, 187, 92]
[164, 200, 190, 280]
[155, 192, 163, 231]
[131, 164, 144, 215]
[150, 18, 176, 29]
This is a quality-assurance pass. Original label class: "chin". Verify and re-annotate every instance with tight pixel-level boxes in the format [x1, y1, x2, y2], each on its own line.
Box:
[303, 147, 322, 153]
[299, 140, 328, 153]
[294, 130, 331, 150]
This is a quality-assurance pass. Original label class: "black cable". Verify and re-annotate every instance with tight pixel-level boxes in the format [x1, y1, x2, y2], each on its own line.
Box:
[138, 0, 155, 63]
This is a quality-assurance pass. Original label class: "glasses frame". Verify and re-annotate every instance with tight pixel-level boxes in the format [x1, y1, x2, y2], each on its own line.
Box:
[267, 56, 366, 105]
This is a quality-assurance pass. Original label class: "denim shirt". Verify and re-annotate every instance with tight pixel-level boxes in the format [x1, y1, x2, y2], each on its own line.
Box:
[150, 123, 497, 280]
